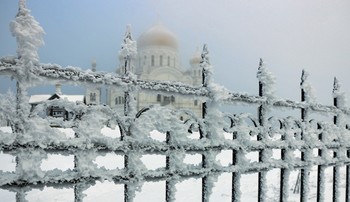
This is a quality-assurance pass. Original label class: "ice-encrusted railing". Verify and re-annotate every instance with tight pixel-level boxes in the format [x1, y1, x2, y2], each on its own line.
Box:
[1, 1, 350, 202]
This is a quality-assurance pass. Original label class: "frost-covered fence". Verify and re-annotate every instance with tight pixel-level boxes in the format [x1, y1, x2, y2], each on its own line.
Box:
[1, 1, 350, 202]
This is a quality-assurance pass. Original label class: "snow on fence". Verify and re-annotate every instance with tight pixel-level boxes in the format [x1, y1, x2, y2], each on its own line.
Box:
[1, 1, 350, 202]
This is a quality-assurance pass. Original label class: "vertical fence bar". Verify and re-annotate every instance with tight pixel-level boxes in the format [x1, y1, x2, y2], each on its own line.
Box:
[280, 131, 290, 202]
[166, 131, 175, 202]
[15, 80, 27, 202]
[346, 149, 350, 202]
[74, 183, 83, 202]
[317, 123, 325, 202]
[232, 130, 241, 202]
[123, 75, 132, 202]
[201, 44, 209, 202]
[121, 26, 136, 202]
[16, 190, 26, 202]
[300, 70, 310, 202]
[257, 98, 267, 202]
[73, 132, 83, 202]
[332, 78, 340, 202]
[257, 59, 267, 202]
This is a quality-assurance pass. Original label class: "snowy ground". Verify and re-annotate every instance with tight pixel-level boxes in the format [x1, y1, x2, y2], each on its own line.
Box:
[0, 126, 347, 201]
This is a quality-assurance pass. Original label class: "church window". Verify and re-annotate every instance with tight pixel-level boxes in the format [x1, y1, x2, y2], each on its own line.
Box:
[160, 55, 163, 66]
[167, 56, 170, 66]
[194, 100, 198, 106]
[157, 94, 161, 102]
[115, 96, 125, 105]
[163, 96, 170, 106]
[151, 55, 155, 66]
[90, 92, 96, 102]
[115, 97, 118, 105]
[171, 96, 175, 103]
[144, 55, 147, 65]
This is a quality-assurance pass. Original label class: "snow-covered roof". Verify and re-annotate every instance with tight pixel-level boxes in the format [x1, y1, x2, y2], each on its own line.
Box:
[28, 94, 51, 104]
[29, 94, 85, 104]
[59, 95, 85, 102]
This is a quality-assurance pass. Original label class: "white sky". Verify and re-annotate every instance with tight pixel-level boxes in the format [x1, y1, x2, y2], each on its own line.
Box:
[1, 0, 350, 105]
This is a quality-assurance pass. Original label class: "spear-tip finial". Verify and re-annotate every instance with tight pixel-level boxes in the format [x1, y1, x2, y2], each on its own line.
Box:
[333, 77, 340, 93]
[258, 58, 264, 69]
[125, 24, 133, 41]
[201, 43, 209, 65]
[301, 69, 308, 84]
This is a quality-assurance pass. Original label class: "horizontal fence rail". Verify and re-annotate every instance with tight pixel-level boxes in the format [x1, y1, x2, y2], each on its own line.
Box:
[1, 1, 350, 202]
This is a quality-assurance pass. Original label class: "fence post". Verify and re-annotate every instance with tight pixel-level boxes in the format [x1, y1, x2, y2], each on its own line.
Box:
[165, 131, 176, 202]
[257, 58, 268, 202]
[200, 44, 210, 202]
[346, 81, 350, 202]
[280, 119, 291, 202]
[316, 121, 325, 202]
[232, 128, 241, 202]
[300, 70, 311, 202]
[118, 25, 138, 202]
[15, 80, 29, 202]
[332, 77, 341, 202]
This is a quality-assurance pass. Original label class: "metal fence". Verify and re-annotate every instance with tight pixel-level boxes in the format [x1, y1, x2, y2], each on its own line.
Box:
[1, 2, 350, 202]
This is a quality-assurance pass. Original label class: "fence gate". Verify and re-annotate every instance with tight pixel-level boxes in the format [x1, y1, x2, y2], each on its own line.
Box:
[1, 1, 350, 202]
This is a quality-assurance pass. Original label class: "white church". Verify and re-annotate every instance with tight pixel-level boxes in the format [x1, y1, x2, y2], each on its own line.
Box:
[86, 24, 204, 117]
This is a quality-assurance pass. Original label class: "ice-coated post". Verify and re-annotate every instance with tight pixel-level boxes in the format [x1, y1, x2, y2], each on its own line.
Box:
[257, 58, 267, 202]
[120, 25, 137, 118]
[332, 77, 340, 202]
[119, 25, 138, 202]
[300, 69, 310, 202]
[165, 131, 175, 202]
[200, 43, 211, 202]
[201, 43, 210, 119]
[317, 121, 325, 202]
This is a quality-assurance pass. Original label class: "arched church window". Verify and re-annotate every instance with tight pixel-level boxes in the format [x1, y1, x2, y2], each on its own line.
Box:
[144, 55, 147, 65]
[167, 56, 170, 66]
[160, 55, 163, 66]
[151, 55, 155, 66]
[194, 100, 198, 106]
[171, 96, 175, 103]
[157, 94, 161, 102]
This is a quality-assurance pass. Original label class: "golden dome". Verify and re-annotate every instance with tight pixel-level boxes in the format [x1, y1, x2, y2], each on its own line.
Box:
[138, 24, 178, 50]
[190, 49, 202, 65]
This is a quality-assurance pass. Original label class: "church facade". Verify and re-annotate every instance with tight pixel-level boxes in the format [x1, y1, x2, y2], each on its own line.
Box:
[86, 24, 203, 117]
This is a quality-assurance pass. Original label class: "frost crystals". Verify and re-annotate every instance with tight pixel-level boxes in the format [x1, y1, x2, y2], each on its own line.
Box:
[10, 0, 45, 68]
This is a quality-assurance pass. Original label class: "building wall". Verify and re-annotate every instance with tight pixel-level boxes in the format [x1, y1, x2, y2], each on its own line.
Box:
[88, 25, 203, 117]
